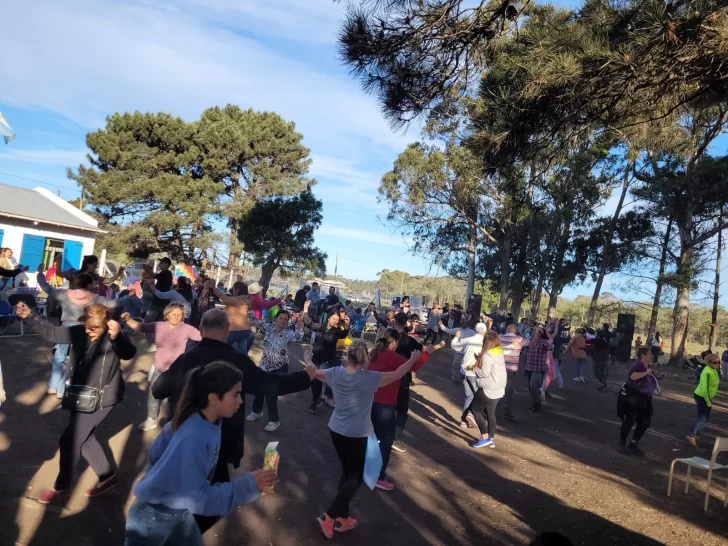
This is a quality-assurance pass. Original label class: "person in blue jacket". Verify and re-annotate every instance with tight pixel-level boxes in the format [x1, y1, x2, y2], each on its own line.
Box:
[125, 361, 277, 546]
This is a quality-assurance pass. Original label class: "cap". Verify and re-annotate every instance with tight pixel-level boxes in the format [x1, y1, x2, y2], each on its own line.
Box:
[475, 323, 487, 334]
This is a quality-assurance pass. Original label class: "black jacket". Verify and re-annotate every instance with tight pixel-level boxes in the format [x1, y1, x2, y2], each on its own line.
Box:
[305, 318, 349, 365]
[152, 338, 311, 468]
[293, 289, 307, 309]
[27, 314, 137, 408]
[0, 266, 23, 278]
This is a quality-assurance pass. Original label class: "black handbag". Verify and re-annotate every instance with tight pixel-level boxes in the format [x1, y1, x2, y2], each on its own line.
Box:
[61, 341, 108, 413]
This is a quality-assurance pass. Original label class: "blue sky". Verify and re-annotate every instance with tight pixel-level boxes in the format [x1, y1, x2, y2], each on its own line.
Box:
[0, 0, 723, 306]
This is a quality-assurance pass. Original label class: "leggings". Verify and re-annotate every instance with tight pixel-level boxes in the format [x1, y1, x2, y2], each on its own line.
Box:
[251, 365, 287, 422]
[311, 360, 338, 403]
[395, 373, 411, 437]
[147, 368, 163, 419]
[620, 404, 652, 445]
[327, 430, 367, 519]
[55, 406, 116, 490]
[469, 389, 499, 438]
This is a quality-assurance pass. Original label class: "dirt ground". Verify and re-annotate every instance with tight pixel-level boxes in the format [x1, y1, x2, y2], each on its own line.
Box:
[1, 329, 727, 546]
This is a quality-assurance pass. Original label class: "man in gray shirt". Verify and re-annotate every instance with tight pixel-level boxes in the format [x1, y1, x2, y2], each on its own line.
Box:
[423, 303, 442, 344]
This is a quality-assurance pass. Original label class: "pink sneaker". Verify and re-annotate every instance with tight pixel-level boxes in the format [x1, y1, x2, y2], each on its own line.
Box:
[375, 479, 394, 491]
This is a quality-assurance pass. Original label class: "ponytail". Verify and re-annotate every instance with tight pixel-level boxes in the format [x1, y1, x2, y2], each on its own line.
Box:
[172, 361, 243, 430]
[346, 340, 369, 369]
[370, 328, 399, 363]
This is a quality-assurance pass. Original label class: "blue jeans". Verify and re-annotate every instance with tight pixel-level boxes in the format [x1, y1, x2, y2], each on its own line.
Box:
[689, 394, 712, 437]
[125, 500, 203, 546]
[49, 321, 79, 395]
[575, 358, 586, 378]
[0, 277, 8, 291]
[526, 371, 545, 407]
[226, 329, 254, 356]
[461, 376, 478, 422]
[371, 402, 396, 480]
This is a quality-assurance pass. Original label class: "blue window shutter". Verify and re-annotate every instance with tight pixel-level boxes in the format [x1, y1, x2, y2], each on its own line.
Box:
[62, 240, 84, 271]
[0, 229, 4, 246]
[19, 234, 46, 270]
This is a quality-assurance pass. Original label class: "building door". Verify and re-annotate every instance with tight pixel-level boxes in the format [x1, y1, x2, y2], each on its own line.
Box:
[62, 240, 83, 272]
[20, 234, 46, 270]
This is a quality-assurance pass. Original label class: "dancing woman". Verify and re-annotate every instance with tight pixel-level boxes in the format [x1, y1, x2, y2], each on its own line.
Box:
[16, 301, 136, 503]
[469, 332, 507, 449]
[122, 305, 202, 431]
[304, 341, 421, 539]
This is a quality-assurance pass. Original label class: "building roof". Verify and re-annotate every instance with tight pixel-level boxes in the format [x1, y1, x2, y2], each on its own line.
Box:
[0, 182, 101, 233]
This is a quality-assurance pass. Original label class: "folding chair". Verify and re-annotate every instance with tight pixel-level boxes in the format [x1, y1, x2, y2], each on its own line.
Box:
[364, 316, 378, 334]
[668, 437, 728, 511]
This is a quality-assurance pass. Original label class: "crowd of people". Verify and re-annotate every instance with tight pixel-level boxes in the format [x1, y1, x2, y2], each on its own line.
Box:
[0, 251, 723, 545]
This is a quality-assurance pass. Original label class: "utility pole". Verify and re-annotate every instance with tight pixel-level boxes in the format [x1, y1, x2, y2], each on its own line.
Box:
[334, 253, 339, 279]
[400, 271, 405, 294]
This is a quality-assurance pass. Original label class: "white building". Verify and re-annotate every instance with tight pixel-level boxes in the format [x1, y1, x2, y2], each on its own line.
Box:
[0, 183, 101, 285]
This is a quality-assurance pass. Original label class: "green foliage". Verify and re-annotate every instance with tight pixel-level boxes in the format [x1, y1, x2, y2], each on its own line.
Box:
[68, 112, 220, 263]
[237, 189, 326, 289]
[196, 105, 315, 267]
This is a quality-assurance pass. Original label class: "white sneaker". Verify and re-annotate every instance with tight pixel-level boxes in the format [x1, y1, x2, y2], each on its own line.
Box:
[138, 418, 158, 431]
[572, 377, 581, 382]
[264, 421, 280, 432]
[578, 377, 585, 383]
[324, 397, 336, 408]
[148, 344, 157, 353]
[246, 411, 264, 422]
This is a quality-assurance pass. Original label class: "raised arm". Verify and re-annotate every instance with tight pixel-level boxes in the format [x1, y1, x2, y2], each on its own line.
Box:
[36, 268, 55, 295]
[120, 312, 155, 333]
[16, 303, 72, 344]
[378, 350, 421, 387]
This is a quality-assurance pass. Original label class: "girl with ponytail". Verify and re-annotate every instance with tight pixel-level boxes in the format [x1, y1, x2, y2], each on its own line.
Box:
[368, 329, 434, 491]
[304, 339, 423, 539]
[125, 361, 277, 546]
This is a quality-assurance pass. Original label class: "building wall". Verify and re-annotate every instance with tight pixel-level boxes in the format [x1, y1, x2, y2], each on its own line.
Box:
[0, 218, 96, 287]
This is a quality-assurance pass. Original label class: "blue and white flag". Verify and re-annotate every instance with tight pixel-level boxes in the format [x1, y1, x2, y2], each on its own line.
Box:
[0, 112, 15, 144]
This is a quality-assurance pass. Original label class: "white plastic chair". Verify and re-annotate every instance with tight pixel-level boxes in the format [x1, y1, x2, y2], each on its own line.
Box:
[668, 437, 728, 511]
[363, 316, 378, 334]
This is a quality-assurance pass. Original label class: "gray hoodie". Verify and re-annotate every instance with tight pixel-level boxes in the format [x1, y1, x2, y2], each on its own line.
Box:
[37, 272, 111, 324]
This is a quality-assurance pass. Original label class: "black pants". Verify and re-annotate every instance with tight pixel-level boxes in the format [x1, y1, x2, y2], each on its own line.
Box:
[194, 460, 230, 533]
[371, 402, 396, 480]
[620, 403, 652, 445]
[55, 406, 115, 491]
[500, 370, 517, 415]
[469, 389, 499, 438]
[395, 373, 411, 437]
[327, 430, 367, 519]
[593, 358, 608, 387]
[423, 328, 438, 345]
[311, 360, 338, 403]
[252, 365, 287, 422]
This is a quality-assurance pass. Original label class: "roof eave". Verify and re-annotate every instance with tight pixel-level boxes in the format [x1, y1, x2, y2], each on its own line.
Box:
[0, 211, 106, 234]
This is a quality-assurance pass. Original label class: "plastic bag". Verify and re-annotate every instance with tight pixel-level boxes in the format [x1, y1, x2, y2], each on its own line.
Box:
[363, 434, 382, 490]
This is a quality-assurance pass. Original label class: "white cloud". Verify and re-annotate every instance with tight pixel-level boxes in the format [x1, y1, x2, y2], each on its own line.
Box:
[0, 149, 87, 166]
[318, 224, 412, 246]
[0, 0, 409, 158]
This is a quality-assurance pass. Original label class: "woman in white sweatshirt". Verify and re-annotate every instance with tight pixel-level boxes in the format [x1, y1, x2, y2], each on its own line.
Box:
[469, 332, 507, 449]
[451, 322, 487, 428]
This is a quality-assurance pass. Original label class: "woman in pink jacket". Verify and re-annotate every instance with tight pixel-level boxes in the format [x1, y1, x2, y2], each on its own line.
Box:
[247, 282, 281, 320]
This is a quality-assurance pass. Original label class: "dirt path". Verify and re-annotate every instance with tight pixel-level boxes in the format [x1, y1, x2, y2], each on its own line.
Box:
[1, 332, 727, 546]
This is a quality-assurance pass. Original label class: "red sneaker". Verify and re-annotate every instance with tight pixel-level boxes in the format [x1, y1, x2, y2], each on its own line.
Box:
[334, 517, 358, 533]
[317, 513, 334, 539]
[37, 489, 70, 504]
[375, 479, 394, 491]
[85, 474, 118, 497]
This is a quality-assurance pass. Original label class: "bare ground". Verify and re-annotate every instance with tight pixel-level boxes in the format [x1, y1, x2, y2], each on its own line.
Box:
[1, 330, 727, 546]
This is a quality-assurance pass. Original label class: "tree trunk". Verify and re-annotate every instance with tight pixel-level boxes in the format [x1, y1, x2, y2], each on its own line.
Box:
[531, 231, 555, 320]
[671, 209, 694, 365]
[509, 242, 529, 321]
[587, 165, 630, 325]
[258, 256, 278, 292]
[466, 223, 477, 302]
[228, 224, 242, 270]
[547, 221, 571, 321]
[498, 227, 512, 314]
[648, 217, 673, 338]
[709, 216, 723, 352]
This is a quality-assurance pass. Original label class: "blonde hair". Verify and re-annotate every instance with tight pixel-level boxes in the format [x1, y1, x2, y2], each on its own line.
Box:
[81, 303, 113, 330]
[346, 340, 369, 368]
[475, 332, 501, 369]
[163, 303, 186, 320]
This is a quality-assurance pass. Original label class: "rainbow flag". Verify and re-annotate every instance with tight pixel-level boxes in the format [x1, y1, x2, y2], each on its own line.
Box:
[174, 264, 197, 281]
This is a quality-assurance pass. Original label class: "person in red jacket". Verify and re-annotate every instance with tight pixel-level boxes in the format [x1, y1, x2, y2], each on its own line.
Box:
[368, 328, 434, 491]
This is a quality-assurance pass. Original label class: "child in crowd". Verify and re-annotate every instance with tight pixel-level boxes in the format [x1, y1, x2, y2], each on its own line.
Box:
[125, 361, 276, 546]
